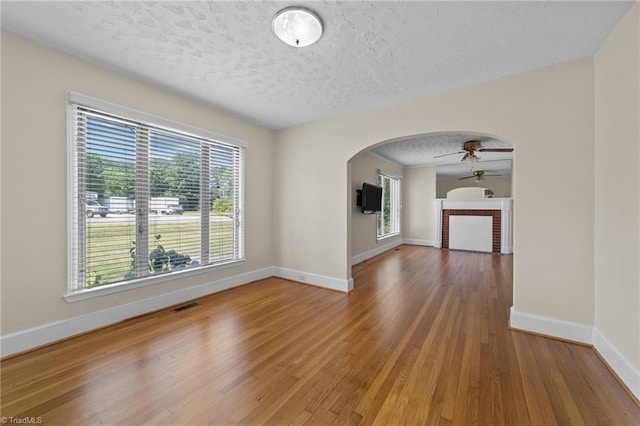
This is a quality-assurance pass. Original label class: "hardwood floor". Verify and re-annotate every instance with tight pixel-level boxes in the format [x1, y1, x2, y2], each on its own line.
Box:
[1, 245, 638, 425]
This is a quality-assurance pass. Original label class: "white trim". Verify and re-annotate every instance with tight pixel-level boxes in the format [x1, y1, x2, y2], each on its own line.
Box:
[509, 307, 593, 344]
[435, 199, 443, 248]
[67, 91, 247, 148]
[500, 199, 513, 254]
[376, 173, 401, 239]
[64, 259, 246, 303]
[66, 97, 79, 292]
[403, 239, 435, 247]
[593, 329, 640, 400]
[510, 309, 640, 400]
[1, 267, 274, 358]
[376, 232, 400, 242]
[377, 168, 403, 180]
[352, 239, 403, 265]
[436, 198, 512, 210]
[273, 267, 352, 292]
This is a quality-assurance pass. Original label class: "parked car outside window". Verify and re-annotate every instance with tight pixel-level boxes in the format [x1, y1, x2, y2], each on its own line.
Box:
[86, 200, 108, 217]
[166, 204, 184, 215]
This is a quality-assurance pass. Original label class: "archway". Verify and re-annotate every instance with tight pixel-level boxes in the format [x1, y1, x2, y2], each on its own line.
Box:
[347, 131, 514, 286]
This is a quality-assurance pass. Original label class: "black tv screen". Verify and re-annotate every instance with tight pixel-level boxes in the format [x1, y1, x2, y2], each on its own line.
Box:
[360, 183, 382, 214]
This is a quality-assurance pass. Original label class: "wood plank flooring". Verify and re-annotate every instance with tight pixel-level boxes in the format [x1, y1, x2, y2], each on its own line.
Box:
[1, 245, 638, 424]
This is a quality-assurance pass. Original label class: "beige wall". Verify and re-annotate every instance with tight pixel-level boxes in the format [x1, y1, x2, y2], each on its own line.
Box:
[3, 7, 637, 391]
[349, 152, 402, 258]
[437, 175, 512, 198]
[0, 32, 275, 334]
[402, 166, 436, 244]
[594, 2, 640, 373]
[276, 58, 595, 325]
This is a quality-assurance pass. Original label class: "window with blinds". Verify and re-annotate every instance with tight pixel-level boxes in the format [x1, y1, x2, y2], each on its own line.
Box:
[377, 172, 401, 239]
[67, 92, 245, 295]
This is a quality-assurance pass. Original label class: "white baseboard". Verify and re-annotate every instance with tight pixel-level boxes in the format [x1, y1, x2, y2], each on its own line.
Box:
[351, 239, 435, 266]
[509, 307, 593, 344]
[273, 267, 352, 293]
[1, 267, 274, 358]
[351, 239, 403, 265]
[403, 239, 435, 247]
[4, 268, 636, 401]
[1, 265, 353, 358]
[593, 329, 640, 400]
[501, 244, 514, 254]
[510, 307, 640, 400]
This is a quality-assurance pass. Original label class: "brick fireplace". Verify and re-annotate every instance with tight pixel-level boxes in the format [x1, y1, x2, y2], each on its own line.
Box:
[435, 199, 513, 254]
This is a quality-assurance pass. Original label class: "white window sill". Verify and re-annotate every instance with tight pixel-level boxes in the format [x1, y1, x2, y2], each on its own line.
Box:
[377, 232, 400, 242]
[64, 259, 245, 303]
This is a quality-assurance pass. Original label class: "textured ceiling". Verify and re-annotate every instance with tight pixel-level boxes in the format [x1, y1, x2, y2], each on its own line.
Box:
[1, 1, 632, 131]
[370, 133, 514, 177]
[370, 133, 513, 167]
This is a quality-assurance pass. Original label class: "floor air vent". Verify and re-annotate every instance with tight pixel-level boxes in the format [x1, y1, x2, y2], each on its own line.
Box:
[173, 302, 199, 312]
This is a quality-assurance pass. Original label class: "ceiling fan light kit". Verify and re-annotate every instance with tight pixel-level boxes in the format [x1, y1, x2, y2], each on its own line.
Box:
[462, 151, 480, 164]
[272, 7, 323, 47]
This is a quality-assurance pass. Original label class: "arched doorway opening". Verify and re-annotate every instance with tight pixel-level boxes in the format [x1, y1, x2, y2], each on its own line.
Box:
[347, 131, 514, 285]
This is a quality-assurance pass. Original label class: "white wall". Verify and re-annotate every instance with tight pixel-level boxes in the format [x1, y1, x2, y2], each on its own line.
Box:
[349, 152, 403, 261]
[402, 166, 436, 246]
[1, 33, 275, 338]
[275, 58, 595, 327]
[594, 2, 640, 396]
[437, 175, 512, 198]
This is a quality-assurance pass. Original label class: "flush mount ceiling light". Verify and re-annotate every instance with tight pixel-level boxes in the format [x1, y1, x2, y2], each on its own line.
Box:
[272, 7, 323, 47]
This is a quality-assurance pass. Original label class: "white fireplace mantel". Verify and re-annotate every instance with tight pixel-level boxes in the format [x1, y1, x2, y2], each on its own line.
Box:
[435, 198, 513, 254]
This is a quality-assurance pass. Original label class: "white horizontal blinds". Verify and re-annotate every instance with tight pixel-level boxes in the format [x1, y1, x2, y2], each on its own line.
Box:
[200, 145, 211, 265]
[69, 108, 87, 292]
[148, 130, 201, 274]
[80, 109, 137, 288]
[134, 127, 150, 281]
[232, 146, 243, 260]
[209, 143, 241, 263]
[69, 93, 244, 293]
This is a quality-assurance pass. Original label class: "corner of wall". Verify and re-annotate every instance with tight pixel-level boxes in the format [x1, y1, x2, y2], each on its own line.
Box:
[593, 328, 640, 400]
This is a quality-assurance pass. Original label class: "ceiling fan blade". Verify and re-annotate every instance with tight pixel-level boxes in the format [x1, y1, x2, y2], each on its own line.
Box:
[434, 150, 465, 158]
[458, 175, 476, 180]
[477, 148, 513, 152]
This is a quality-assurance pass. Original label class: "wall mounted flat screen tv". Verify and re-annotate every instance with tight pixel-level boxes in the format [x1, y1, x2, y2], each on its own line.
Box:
[357, 182, 382, 214]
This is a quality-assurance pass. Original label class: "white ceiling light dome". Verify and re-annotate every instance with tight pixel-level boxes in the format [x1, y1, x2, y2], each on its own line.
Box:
[272, 7, 323, 47]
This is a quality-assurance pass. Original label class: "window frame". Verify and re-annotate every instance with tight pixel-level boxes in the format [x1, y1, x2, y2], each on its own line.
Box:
[376, 170, 401, 240]
[65, 92, 246, 302]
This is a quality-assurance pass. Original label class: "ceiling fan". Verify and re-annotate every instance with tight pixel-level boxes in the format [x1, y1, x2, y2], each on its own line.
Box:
[458, 170, 505, 181]
[435, 140, 513, 162]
